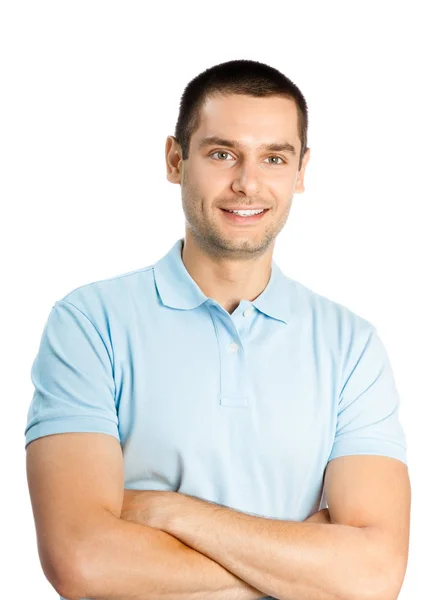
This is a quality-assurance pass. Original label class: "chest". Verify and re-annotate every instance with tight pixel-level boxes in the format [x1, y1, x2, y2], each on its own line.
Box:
[111, 306, 338, 516]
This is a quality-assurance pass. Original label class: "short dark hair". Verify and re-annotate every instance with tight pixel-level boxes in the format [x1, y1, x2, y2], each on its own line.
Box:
[174, 59, 309, 171]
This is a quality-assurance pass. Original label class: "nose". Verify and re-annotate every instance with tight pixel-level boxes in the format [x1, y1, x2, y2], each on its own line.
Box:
[231, 157, 261, 197]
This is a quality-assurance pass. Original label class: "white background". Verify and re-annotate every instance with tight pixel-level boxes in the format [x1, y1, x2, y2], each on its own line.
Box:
[1, 1, 437, 598]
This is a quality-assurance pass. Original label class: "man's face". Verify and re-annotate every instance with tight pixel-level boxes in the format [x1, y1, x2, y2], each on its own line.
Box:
[167, 93, 310, 260]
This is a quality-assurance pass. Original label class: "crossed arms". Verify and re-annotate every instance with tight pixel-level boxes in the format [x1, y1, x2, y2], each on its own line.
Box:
[26, 432, 410, 600]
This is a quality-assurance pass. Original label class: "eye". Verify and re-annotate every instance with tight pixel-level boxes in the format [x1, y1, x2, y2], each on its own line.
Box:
[210, 151, 286, 164]
[265, 155, 286, 165]
[210, 151, 234, 161]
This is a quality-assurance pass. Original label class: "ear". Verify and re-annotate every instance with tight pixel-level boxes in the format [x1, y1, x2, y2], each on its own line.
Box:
[294, 147, 311, 194]
[165, 136, 183, 184]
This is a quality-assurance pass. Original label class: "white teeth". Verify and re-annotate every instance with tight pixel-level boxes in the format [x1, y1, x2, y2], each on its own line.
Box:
[227, 209, 265, 216]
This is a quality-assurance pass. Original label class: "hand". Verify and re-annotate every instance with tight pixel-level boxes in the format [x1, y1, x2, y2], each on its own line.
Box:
[121, 489, 189, 530]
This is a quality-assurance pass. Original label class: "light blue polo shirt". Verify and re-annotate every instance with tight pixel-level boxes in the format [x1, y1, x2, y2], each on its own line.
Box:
[25, 237, 408, 600]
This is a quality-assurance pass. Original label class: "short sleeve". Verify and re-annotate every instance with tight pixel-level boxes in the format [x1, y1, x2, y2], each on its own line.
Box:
[328, 324, 408, 466]
[25, 299, 120, 448]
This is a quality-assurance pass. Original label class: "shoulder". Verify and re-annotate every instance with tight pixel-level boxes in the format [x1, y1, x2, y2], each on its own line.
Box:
[56, 263, 156, 328]
[286, 275, 375, 339]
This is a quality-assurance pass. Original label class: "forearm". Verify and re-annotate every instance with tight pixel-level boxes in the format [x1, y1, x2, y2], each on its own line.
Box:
[73, 510, 265, 600]
[164, 499, 391, 600]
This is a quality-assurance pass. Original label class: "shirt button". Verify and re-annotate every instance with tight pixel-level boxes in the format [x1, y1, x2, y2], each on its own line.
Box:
[228, 342, 239, 353]
[243, 307, 254, 317]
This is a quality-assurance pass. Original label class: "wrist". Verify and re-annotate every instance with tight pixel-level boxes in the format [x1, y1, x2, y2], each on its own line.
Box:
[164, 494, 222, 537]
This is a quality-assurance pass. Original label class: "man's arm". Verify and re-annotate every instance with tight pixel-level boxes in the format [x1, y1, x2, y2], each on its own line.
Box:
[26, 432, 265, 600]
[151, 456, 410, 600]
[81, 495, 330, 600]
[78, 509, 265, 600]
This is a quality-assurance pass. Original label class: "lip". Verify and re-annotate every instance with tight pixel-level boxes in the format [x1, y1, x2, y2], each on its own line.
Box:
[220, 207, 269, 211]
[219, 207, 270, 225]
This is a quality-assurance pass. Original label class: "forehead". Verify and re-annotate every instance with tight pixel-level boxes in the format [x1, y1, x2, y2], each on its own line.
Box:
[193, 94, 300, 145]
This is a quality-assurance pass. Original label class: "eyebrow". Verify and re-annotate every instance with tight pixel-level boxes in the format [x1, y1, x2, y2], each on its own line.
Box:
[197, 136, 297, 156]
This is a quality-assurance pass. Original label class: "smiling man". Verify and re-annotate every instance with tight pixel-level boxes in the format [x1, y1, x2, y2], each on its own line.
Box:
[25, 59, 410, 600]
[173, 91, 306, 315]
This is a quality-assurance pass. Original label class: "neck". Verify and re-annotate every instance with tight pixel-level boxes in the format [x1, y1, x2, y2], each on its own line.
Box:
[180, 234, 274, 314]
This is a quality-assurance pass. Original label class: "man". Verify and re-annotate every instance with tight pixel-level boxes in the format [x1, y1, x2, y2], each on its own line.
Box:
[25, 59, 410, 600]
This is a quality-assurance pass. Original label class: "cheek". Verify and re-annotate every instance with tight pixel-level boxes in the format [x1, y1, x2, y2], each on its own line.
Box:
[197, 166, 228, 190]
[274, 171, 296, 189]
[195, 177, 229, 207]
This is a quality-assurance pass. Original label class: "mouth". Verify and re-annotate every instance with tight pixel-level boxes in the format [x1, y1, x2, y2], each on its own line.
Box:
[219, 208, 270, 225]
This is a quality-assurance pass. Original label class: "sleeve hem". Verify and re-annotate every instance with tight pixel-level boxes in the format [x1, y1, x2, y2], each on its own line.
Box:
[328, 440, 408, 466]
[25, 415, 120, 449]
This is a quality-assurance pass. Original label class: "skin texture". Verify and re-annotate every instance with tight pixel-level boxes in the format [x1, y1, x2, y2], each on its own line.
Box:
[121, 490, 331, 529]
[166, 93, 311, 314]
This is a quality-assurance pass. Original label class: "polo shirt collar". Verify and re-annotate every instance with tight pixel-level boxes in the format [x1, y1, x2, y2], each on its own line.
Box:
[153, 238, 293, 324]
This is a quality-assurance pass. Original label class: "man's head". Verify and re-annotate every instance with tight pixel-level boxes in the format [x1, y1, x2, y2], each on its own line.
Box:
[166, 59, 311, 261]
